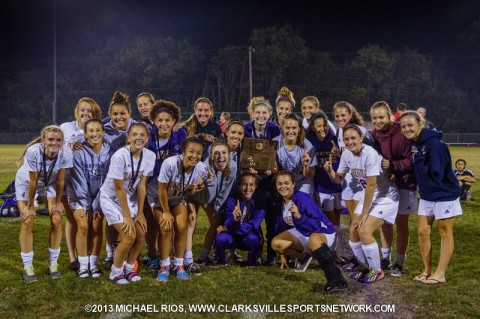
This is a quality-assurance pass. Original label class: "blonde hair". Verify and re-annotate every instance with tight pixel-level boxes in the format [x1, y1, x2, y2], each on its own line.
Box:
[75, 97, 102, 121]
[370, 101, 393, 123]
[17, 125, 64, 167]
[109, 91, 131, 116]
[301, 96, 320, 109]
[275, 87, 296, 108]
[247, 96, 273, 119]
[333, 101, 364, 126]
[184, 97, 214, 136]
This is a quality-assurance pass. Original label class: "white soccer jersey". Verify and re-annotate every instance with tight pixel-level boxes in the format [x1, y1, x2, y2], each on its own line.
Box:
[274, 136, 317, 194]
[16, 143, 73, 188]
[100, 146, 155, 202]
[158, 155, 208, 206]
[337, 144, 398, 203]
[60, 121, 84, 149]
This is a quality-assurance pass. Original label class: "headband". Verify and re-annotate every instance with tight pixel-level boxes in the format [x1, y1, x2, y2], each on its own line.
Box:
[276, 96, 294, 107]
[227, 119, 244, 130]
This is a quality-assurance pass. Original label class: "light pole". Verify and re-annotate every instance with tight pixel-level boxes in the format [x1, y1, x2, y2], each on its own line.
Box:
[52, 0, 57, 124]
[248, 46, 255, 100]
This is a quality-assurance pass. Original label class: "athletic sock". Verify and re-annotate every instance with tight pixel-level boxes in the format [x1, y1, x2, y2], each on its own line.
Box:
[160, 258, 170, 267]
[48, 247, 60, 265]
[363, 242, 381, 271]
[349, 241, 367, 265]
[21, 251, 34, 268]
[109, 265, 123, 279]
[184, 251, 193, 265]
[381, 247, 391, 261]
[106, 244, 114, 258]
[174, 257, 184, 267]
[395, 253, 406, 267]
[199, 247, 210, 261]
[124, 262, 135, 275]
[89, 255, 99, 268]
[78, 256, 89, 271]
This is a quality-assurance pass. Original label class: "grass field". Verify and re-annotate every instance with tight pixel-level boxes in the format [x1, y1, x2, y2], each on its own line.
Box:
[0, 145, 479, 319]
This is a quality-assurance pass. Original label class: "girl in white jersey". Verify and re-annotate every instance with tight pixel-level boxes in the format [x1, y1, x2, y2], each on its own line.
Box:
[16, 125, 73, 283]
[100, 123, 156, 284]
[155, 137, 208, 281]
[60, 97, 102, 272]
[325, 125, 399, 283]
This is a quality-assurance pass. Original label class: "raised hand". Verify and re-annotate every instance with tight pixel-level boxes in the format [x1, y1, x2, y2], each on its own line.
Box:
[324, 153, 333, 173]
[233, 199, 242, 221]
[330, 140, 341, 157]
[302, 146, 311, 167]
[207, 166, 215, 181]
[190, 172, 205, 194]
[289, 201, 300, 219]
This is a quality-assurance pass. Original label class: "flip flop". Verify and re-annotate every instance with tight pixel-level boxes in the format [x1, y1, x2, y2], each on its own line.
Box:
[423, 278, 446, 285]
[413, 274, 429, 282]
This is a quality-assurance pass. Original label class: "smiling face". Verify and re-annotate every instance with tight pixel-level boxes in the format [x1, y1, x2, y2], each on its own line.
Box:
[154, 111, 175, 138]
[211, 144, 229, 172]
[334, 107, 352, 128]
[282, 118, 300, 144]
[183, 142, 204, 169]
[240, 175, 257, 201]
[85, 121, 104, 148]
[253, 104, 270, 126]
[301, 101, 319, 120]
[110, 104, 131, 131]
[195, 102, 212, 127]
[276, 174, 295, 199]
[276, 101, 292, 123]
[226, 123, 244, 150]
[43, 131, 64, 157]
[313, 117, 329, 140]
[75, 101, 93, 126]
[371, 107, 392, 131]
[137, 96, 153, 119]
[400, 115, 422, 140]
[127, 125, 149, 152]
[343, 128, 363, 154]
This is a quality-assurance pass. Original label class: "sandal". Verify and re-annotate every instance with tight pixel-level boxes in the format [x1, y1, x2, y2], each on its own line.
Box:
[423, 278, 446, 285]
[77, 269, 90, 278]
[126, 271, 141, 282]
[413, 274, 429, 282]
[108, 274, 129, 284]
[90, 267, 103, 278]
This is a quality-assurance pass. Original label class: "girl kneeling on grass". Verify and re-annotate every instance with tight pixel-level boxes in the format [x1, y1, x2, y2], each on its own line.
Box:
[99, 123, 155, 284]
[67, 119, 112, 278]
[155, 136, 208, 282]
[16, 125, 73, 283]
[399, 111, 462, 284]
[324, 125, 399, 284]
[271, 171, 347, 293]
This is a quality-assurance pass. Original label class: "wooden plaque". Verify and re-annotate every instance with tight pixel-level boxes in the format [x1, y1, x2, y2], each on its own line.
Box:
[240, 137, 278, 172]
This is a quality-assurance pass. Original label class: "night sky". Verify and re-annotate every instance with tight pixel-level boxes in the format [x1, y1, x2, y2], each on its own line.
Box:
[1, 0, 480, 60]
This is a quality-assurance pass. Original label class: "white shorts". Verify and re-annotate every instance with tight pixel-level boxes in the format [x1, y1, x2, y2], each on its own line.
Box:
[67, 197, 83, 210]
[100, 193, 138, 226]
[15, 178, 55, 201]
[146, 179, 161, 208]
[318, 192, 343, 212]
[287, 228, 336, 252]
[397, 189, 418, 215]
[354, 198, 399, 225]
[418, 198, 462, 220]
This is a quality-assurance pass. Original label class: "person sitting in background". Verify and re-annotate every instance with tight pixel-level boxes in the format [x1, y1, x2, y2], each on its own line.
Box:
[219, 112, 230, 133]
[454, 159, 475, 200]
[416, 107, 436, 130]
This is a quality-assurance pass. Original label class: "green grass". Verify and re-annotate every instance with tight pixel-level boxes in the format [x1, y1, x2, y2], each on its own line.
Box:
[0, 145, 479, 318]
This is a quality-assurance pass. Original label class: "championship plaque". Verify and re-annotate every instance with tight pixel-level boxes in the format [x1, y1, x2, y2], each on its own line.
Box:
[240, 137, 278, 172]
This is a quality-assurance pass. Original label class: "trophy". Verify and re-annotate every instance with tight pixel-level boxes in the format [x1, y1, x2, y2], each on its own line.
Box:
[240, 137, 278, 172]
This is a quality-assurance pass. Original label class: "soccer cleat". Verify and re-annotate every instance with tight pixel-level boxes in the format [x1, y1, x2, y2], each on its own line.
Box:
[48, 262, 62, 279]
[294, 253, 313, 273]
[198, 256, 219, 268]
[23, 266, 38, 283]
[172, 265, 190, 280]
[148, 258, 160, 272]
[228, 251, 244, 263]
[156, 266, 170, 282]
[358, 268, 385, 283]
[141, 255, 152, 266]
[185, 262, 201, 273]
[381, 258, 391, 271]
[341, 258, 359, 272]
[349, 267, 370, 280]
[390, 263, 404, 277]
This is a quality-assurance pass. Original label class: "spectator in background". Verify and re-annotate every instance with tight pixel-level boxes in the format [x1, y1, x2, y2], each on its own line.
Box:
[416, 107, 436, 130]
[220, 112, 230, 133]
[454, 159, 475, 200]
[393, 103, 407, 122]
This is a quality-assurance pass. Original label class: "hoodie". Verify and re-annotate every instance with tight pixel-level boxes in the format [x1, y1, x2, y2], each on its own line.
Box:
[371, 122, 417, 191]
[223, 195, 265, 238]
[412, 129, 460, 201]
[68, 141, 112, 211]
[103, 118, 136, 152]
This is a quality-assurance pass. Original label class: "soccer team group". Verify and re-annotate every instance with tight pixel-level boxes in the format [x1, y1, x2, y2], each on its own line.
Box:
[14, 86, 473, 293]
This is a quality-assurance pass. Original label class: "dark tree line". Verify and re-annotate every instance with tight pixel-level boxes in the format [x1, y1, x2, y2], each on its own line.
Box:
[1, 23, 480, 133]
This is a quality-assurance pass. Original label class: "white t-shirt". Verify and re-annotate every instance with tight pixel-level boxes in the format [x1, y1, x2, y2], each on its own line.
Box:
[16, 143, 73, 187]
[100, 146, 155, 201]
[158, 155, 208, 206]
[337, 144, 398, 203]
[60, 121, 84, 149]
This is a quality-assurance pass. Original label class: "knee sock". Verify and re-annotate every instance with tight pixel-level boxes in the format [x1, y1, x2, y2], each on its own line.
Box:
[184, 251, 193, 265]
[106, 244, 114, 258]
[48, 247, 60, 265]
[21, 251, 34, 268]
[381, 247, 391, 261]
[363, 242, 381, 271]
[349, 241, 367, 265]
